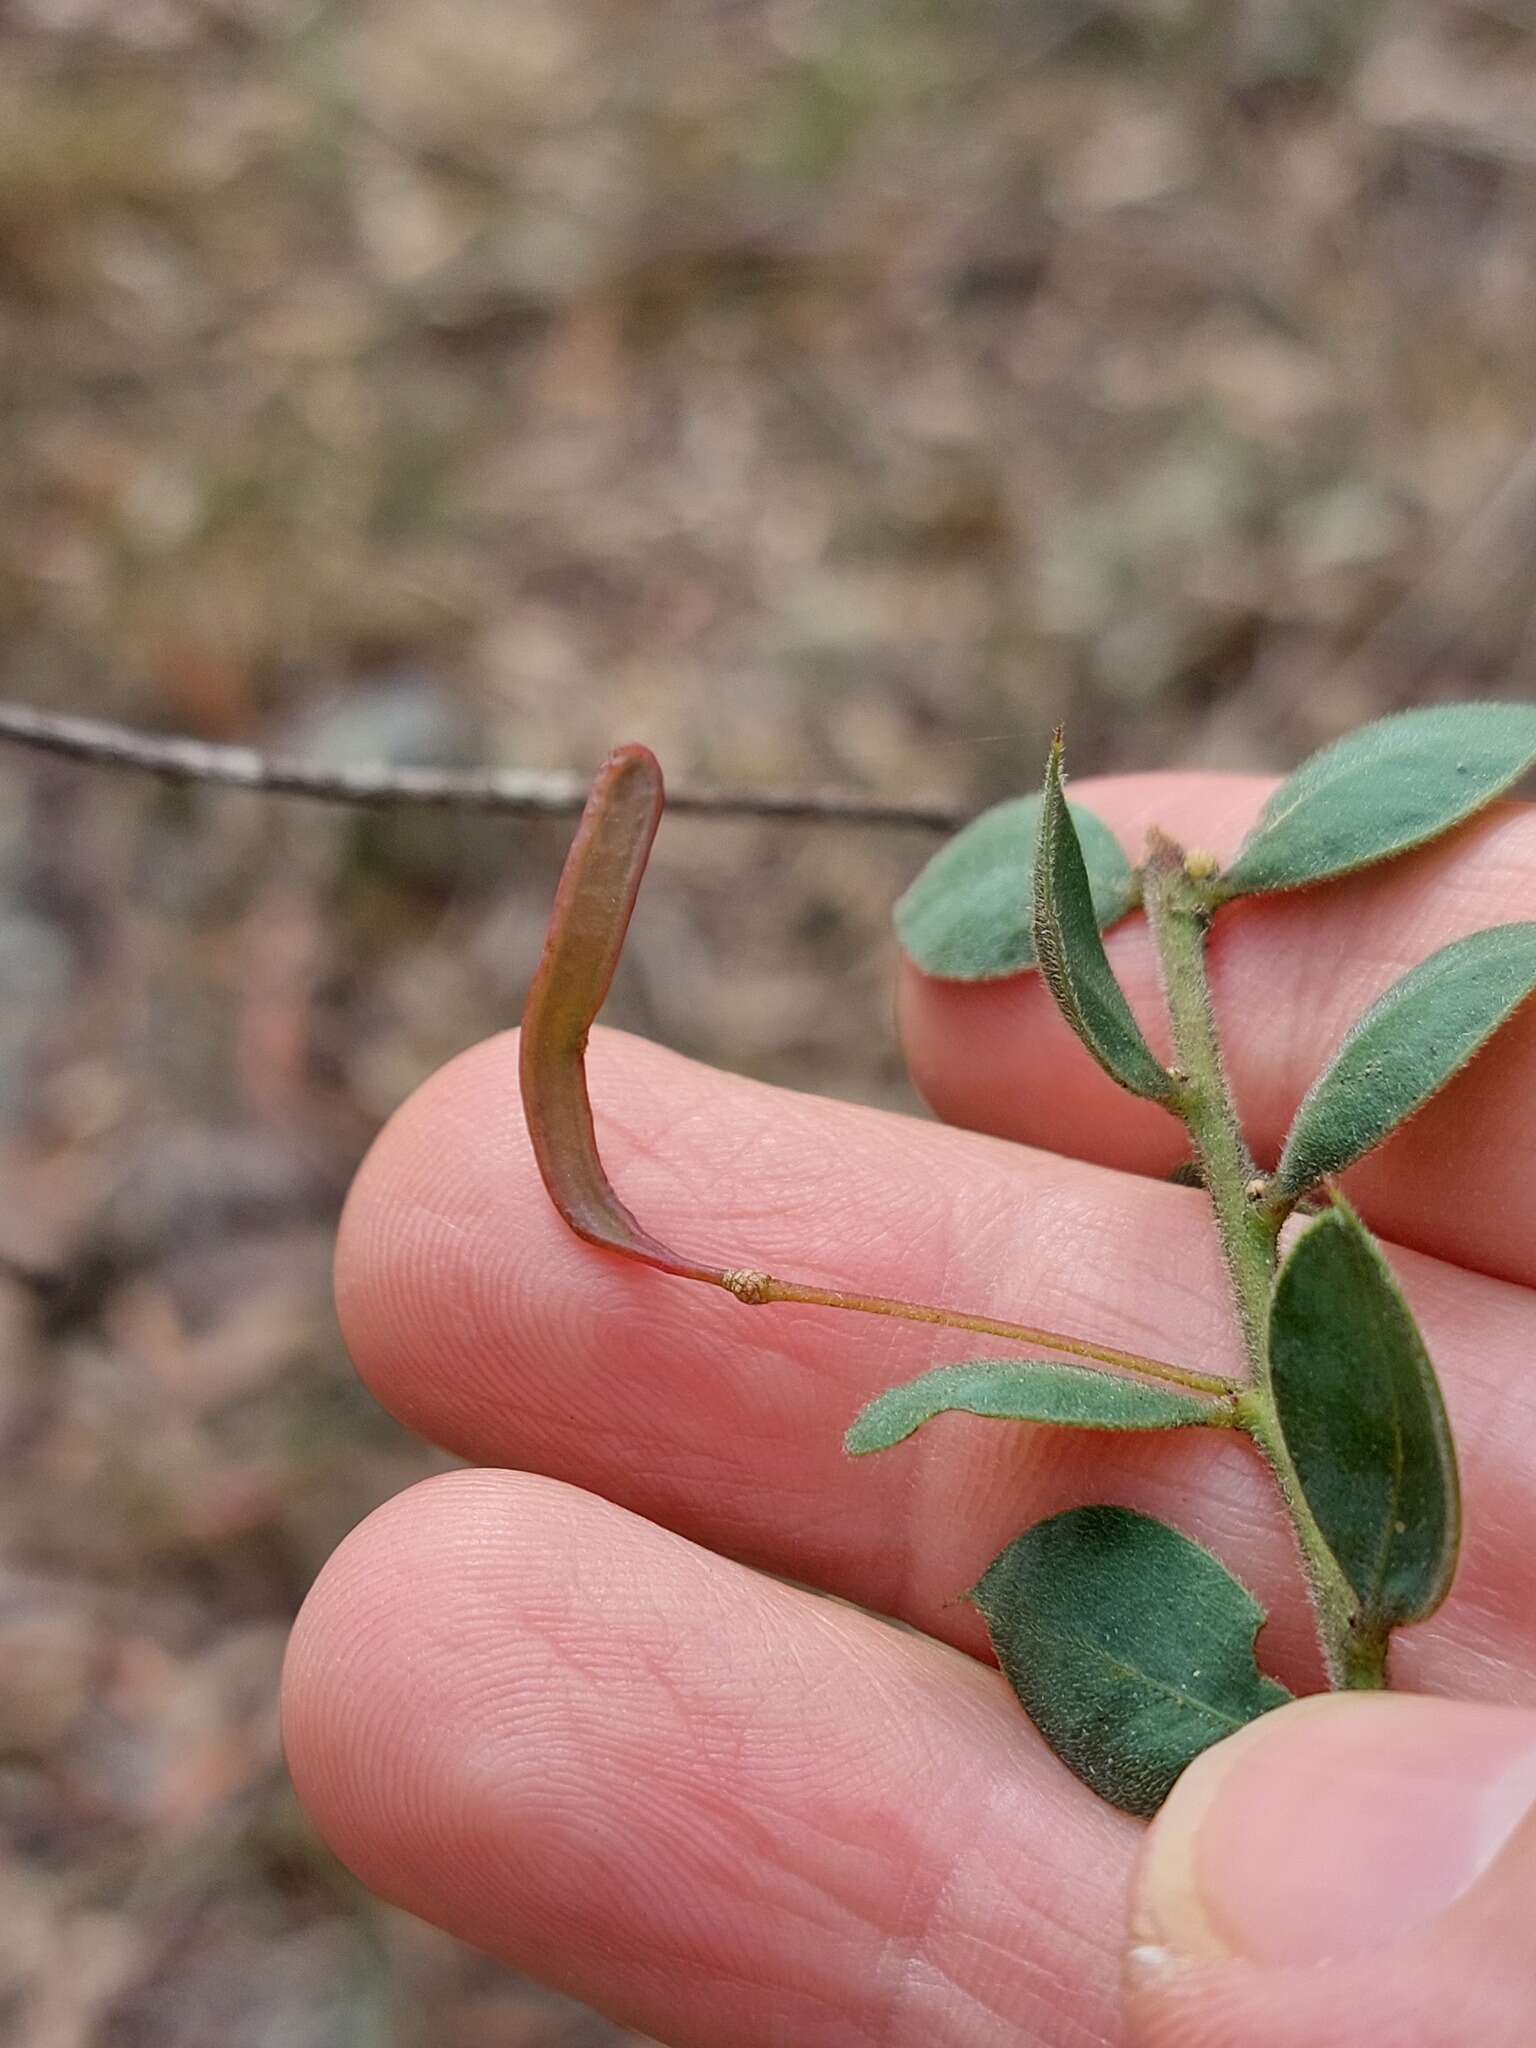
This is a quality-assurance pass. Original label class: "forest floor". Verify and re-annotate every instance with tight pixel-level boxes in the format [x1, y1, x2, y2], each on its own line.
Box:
[3, 3, 1536, 2042]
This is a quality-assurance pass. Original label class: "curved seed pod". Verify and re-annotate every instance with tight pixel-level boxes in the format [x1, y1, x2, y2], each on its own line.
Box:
[519, 744, 728, 1285]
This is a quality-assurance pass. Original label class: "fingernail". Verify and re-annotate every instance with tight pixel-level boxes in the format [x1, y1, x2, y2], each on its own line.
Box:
[1131, 1694, 1536, 1968]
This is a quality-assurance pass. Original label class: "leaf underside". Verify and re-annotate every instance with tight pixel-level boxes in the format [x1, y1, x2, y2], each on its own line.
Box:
[1032, 740, 1171, 1100]
[1273, 921, 1536, 1203]
[845, 1359, 1216, 1456]
[1269, 1203, 1460, 1635]
[972, 1506, 1291, 1818]
[1225, 702, 1536, 897]
[896, 788, 1137, 981]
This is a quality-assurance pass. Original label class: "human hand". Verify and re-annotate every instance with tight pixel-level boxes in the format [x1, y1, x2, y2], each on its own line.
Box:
[283, 772, 1536, 2047]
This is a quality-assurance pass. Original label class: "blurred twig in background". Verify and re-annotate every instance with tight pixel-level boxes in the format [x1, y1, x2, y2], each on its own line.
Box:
[0, 701, 964, 830]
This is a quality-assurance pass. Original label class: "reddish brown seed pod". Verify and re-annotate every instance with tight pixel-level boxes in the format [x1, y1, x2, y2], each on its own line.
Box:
[519, 743, 727, 1285]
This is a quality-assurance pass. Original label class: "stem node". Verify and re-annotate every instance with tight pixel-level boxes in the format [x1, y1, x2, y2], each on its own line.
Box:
[721, 1268, 774, 1305]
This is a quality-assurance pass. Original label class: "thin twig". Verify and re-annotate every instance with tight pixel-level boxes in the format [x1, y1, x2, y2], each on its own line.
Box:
[0, 701, 965, 831]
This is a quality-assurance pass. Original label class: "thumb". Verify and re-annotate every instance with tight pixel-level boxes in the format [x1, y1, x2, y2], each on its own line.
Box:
[1125, 1693, 1536, 2048]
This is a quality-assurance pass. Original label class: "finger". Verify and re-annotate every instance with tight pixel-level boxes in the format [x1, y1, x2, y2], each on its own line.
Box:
[335, 1026, 1536, 1696]
[1125, 1693, 1536, 2047]
[898, 776, 1536, 1286]
[283, 1468, 1136, 2048]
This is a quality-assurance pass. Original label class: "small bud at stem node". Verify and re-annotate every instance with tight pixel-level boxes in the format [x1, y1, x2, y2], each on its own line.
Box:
[721, 1268, 774, 1305]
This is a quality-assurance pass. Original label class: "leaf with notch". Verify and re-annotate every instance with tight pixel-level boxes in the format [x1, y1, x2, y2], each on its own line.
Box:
[1272, 921, 1536, 1205]
[1270, 1201, 1460, 1636]
[972, 1506, 1291, 1817]
[896, 786, 1137, 981]
[1033, 738, 1172, 1100]
[1224, 703, 1536, 897]
[846, 1359, 1220, 1455]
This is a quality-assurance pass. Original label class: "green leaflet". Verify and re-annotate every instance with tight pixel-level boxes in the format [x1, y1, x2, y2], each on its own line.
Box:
[895, 787, 1137, 982]
[1270, 1203, 1460, 1636]
[1033, 740, 1172, 1101]
[972, 1507, 1291, 1818]
[845, 1359, 1219, 1455]
[1224, 702, 1536, 897]
[1272, 922, 1536, 1205]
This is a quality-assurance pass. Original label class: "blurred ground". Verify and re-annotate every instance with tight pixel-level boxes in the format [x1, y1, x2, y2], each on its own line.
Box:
[2, 1, 1536, 2042]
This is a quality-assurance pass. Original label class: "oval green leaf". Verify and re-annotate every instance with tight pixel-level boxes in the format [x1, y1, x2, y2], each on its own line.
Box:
[972, 1506, 1291, 1817]
[845, 1359, 1220, 1456]
[1272, 922, 1536, 1205]
[1270, 1201, 1460, 1635]
[1224, 702, 1536, 897]
[896, 785, 1137, 982]
[1033, 738, 1172, 1100]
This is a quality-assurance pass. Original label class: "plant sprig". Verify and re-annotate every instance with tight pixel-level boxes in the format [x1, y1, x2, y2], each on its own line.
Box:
[521, 704, 1536, 1817]
[520, 742, 1229, 1397]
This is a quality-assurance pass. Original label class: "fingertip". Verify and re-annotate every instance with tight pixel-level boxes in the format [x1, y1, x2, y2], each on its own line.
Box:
[1133, 1693, 1536, 1972]
[283, 1468, 664, 1941]
[334, 1022, 523, 1296]
[282, 1469, 530, 1866]
[333, 1026, 581, 1452]
[1124, 1694, 1536, 2047]
[281, 1467, 1137, 2047]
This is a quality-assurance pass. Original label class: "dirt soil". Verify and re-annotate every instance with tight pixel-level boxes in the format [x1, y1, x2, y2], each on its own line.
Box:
[3, 3, 1536, 2043]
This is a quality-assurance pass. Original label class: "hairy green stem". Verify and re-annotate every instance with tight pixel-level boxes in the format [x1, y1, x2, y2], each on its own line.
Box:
[1143, 836, 1383, 1692]
[1142, 837, 1274, 1365]
[1240, 1397, 1390, 1691]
